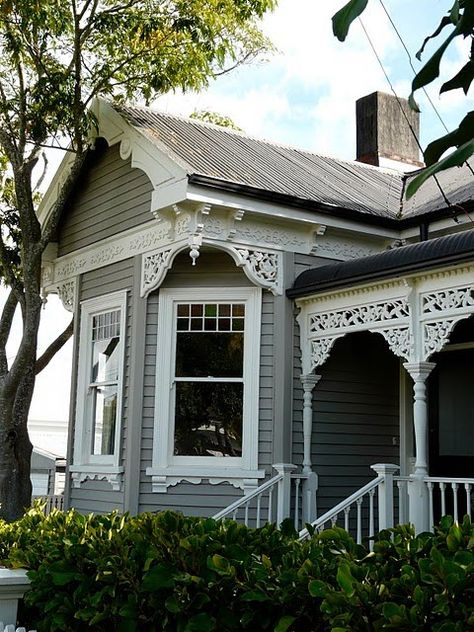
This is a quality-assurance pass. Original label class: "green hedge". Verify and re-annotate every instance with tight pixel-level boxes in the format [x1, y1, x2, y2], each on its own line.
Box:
[0, 507, 473, 631]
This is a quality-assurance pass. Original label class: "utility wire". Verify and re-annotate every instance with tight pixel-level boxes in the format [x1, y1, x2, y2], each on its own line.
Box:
[358, 18, 453, 211]
[378, 0, 449, 133]
[374, 1, 474, 220]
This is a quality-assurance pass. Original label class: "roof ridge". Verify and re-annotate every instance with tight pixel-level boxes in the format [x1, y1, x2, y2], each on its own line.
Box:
[114, 101, 406, 178]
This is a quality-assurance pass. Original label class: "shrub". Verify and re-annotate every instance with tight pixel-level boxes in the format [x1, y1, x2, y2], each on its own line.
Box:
[0, 508, 473, 631]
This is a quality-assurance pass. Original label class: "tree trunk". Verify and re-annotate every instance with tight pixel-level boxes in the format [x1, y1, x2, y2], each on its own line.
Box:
[0, 374, 35, 522]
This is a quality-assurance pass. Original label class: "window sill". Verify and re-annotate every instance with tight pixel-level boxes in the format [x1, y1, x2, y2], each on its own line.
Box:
[70, 465, 124, 491]
[146, 466, 265, 493]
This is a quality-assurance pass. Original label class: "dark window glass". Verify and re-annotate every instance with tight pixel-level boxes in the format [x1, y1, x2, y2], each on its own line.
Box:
[175, 332, 243, 377]
[174, 382, 243, 457]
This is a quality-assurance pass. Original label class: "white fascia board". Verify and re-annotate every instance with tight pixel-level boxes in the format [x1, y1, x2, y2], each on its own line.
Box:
[37, 97, 189, 228]
[186, 183, 400, 239]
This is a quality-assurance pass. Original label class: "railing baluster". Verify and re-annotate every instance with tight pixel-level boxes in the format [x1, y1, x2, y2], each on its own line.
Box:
[465, 483, 472, 520]
[331, 513, 338, 527]
[369, 489, 375, 543]
[244, 501, 249, 527]
[452, 483, 459, 522]
[427, 481, 434, 532]
[294, 477, 301, 532]
[440, 482, 446, 516]
[344, 506, 350, 531]
[232, 509, 238, 521]
[256, 494, 261, 528]
[356, 498, 363, 544]
[268, 488, 273, 523]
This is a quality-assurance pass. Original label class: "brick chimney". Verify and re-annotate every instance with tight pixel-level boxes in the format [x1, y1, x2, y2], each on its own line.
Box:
[356, 91, 423, 171]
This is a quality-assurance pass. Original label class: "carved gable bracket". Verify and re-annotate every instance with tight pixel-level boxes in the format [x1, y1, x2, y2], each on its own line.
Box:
[235, 248, 282, 295]
[57, 279, 76, 312]
[141, 247, 174, 297]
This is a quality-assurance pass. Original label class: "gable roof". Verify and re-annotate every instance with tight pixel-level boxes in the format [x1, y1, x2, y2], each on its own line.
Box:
[117, 104, 403, 220]
[116, 103, 474, 226]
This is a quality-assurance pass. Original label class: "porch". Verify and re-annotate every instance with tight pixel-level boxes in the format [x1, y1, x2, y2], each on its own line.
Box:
[212, 461, 474, 542]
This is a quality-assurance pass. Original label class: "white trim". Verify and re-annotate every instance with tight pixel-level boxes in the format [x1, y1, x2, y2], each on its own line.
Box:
[73, 290, 127, 487]
[147, 286, 262, 491]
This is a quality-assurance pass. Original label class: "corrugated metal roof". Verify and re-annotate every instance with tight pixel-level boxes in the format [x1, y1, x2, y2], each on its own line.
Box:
[118, 105, 403, 219]
[403, 160, 474, 218]
[288, 229, 474, 298]
[115, 103, 474, 223]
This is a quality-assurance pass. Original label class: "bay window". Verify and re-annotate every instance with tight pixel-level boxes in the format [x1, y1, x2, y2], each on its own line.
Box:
[148, 286, 263, 491]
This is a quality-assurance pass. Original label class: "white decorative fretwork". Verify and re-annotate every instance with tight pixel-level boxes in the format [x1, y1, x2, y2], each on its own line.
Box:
[141, 248, 173, 297]
[423, 319, 465, 358]
[311, 338, 339, 368]
[374, 327, 412, 361]
[310, 299, 409, 334]
[422, 286, 474, 313]
[236, 249, 282, 295]
[71, 470, 123, 491]
[57, 280, 76, 312]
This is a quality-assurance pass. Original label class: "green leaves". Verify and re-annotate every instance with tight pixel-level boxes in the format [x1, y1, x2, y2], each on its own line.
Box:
[332, 0, 369, 41]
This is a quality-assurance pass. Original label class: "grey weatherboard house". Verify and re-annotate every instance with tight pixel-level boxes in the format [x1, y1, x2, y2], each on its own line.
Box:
[40, 92, 474, 536]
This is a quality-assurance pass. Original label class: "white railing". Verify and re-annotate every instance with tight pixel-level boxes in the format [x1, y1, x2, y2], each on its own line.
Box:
[299, 464, 399, 544]
[425, 477, 473, 531]
[32, 494, 64, 514]
[0, 624, 36, 632]
[299, 477, 382, 543]
[213, 464, 310, 530]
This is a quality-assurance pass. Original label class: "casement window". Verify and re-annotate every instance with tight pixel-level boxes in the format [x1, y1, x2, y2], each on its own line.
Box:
[71, 291, 126, 484]
[147, 287, 264, 491]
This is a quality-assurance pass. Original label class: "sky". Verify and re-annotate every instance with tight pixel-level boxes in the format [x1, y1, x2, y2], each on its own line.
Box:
[23, 0, 474, 424]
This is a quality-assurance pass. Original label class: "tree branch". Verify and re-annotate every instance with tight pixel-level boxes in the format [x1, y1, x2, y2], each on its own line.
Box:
[0, 290, 18, 376]
[35, 317, 74, 375]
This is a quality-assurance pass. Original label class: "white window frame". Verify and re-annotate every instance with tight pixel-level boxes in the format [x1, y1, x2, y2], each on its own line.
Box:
[70, 291, 127, 482]
[147, 286, 264, 491]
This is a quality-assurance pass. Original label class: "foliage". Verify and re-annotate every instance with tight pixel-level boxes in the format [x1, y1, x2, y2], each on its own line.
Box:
[190, 110, 243, 131]
[0, 0, 276, 521]
[1, 507, 474, 632]
[332, 0, 474, 198]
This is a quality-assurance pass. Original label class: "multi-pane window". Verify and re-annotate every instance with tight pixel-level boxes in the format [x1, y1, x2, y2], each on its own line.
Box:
[90, 310, 121, 456]
[149, 286, 262, 490]
[173, 303, 245, 457]
[73, 291, 126, 469]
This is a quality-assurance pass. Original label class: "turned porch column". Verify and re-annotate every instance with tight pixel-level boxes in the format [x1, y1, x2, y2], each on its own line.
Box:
[300, 373, 321, 522]
[403, 361, 436, 532]
[300, 373, 322, 474]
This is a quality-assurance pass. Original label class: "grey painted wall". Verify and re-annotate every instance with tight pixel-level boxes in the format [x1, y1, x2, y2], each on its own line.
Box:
[138, 250, 274, 516]
[57, 143, 153, 256]
[68, 258, 135, 513]
[293, 330, 400, 516]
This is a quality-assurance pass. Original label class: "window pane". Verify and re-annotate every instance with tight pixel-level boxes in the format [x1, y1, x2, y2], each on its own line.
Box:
[175, 332, 244, 377]
[174, 382, 243, 457]
[92, 336, 120, 383]
[92, 385, 117, 455]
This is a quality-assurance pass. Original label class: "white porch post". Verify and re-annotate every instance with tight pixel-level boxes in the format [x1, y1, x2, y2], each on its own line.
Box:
[300, 374, 321, 474]
[370, 463, 399, 530]
[300, 373, 321, 522]
[274, 463, 296, 526]
[403, 361, 435, 532]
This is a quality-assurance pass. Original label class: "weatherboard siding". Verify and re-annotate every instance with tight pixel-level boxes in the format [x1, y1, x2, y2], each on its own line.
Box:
[68, 258, 134, 513]
[57, 143, 153, 256]
[292, 331, 400, 516]
[138, 251, 274, 515]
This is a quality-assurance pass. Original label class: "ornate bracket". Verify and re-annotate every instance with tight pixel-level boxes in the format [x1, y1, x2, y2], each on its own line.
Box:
[71, 470, 123, 491]
[421, 284, 474, 360]
[141, 247, 173, 297]
[57, 280, 76, 312]
[235, 248, 282, 295]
